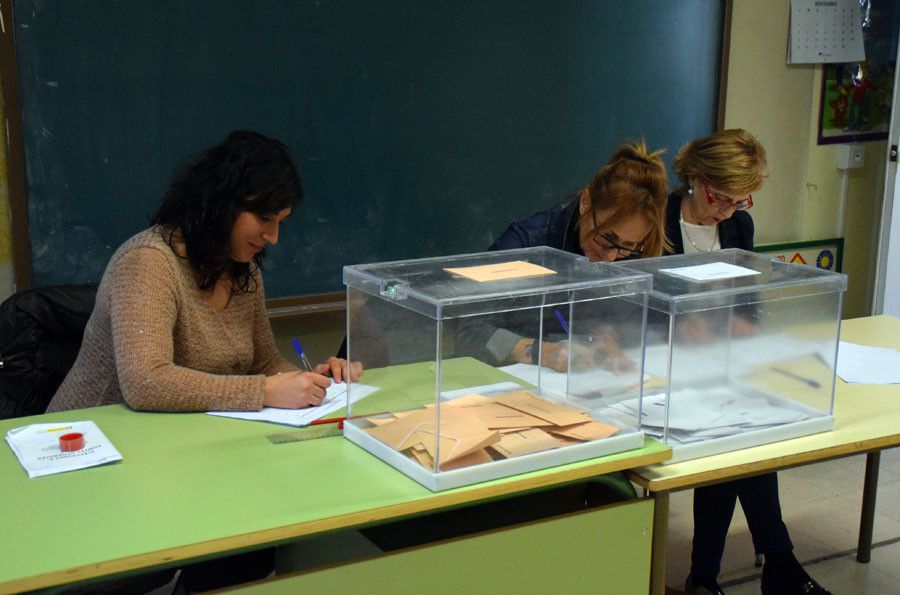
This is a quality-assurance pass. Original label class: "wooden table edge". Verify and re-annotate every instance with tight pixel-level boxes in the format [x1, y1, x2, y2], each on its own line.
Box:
[1, 447, 670, 593]
[626, 434, 900, 493]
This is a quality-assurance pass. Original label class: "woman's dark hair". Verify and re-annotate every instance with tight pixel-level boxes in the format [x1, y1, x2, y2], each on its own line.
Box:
[152, 130, 302, 292]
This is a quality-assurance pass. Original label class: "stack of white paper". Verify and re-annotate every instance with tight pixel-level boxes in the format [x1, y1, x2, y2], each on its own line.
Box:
[610, 387, 811, 444]
[207, 382, 379, 426]
[836, 341, 900, 384]
[5, 421, 123, 478]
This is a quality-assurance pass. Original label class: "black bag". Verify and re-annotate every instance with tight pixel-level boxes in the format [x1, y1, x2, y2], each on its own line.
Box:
[0, 285, 97, 419]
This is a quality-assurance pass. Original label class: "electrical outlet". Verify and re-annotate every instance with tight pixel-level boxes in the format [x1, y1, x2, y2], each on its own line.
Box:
[836, 144, 865, 169]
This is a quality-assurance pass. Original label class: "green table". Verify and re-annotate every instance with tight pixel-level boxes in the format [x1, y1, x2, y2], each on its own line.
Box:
[0, 362, 670, 593]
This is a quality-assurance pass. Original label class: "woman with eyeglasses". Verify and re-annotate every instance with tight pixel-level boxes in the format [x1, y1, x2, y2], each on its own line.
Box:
[669, 129, 831, 595]
[456, 141, 669, 372]
[667, 128, 757, 256]
[493, 141, 668, 260]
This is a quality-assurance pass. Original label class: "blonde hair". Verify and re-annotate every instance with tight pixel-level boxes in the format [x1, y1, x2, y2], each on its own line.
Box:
[585, 141, 670, 257]
[673, 129, 767, 195]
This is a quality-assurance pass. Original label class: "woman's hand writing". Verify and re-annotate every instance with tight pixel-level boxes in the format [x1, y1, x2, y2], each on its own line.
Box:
[511, 339, 600, 372]
[263, 371, 331, 408]
[512, 336, 635, 373]
[730, 316, 757, 337]
[314, 357, 363, 383]
[593, 329, 636, 373]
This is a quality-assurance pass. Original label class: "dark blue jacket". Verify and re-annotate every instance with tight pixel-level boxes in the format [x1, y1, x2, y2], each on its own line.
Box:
[489, 197, 583, 254]
[455, 197, 584, 365]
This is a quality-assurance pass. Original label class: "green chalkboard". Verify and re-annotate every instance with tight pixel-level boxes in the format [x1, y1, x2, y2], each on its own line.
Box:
[12, 0, 724, 298]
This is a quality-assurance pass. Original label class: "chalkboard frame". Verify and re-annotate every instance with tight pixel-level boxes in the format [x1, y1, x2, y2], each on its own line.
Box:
[1, 1, 734, 314]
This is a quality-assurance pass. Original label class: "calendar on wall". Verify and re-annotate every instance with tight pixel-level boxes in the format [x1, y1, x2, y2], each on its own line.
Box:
[788, 0, 865, 64]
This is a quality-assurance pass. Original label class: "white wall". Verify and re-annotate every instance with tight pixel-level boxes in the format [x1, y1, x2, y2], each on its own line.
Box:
[726, 1, 888, 318]
[881, 170, 900, 315]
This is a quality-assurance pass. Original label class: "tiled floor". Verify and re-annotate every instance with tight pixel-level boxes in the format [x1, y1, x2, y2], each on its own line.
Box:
[664, 447, 900, 594]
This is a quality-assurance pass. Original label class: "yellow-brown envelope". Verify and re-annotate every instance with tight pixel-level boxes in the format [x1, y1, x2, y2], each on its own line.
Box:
[490, 428, 561, 458]
[441, 448, 494, 471]
[444, 261, 557, 282]
[494, 390, 592, 426]
[364, 406, 468, 451]
[416, 416, 500, 465]
[548, 421, 620, 441]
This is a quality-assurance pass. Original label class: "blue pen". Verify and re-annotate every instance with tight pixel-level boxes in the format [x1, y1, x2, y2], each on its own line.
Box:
[554, 310, 594, 344]
[292, 337, 314, 373]
[554, 310, 570, 334]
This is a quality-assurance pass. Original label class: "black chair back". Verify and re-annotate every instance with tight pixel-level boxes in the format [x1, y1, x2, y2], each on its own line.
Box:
[0, 285, 97, 419]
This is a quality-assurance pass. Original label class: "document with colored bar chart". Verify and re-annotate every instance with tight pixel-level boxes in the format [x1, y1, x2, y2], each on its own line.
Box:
[5, 421, 122, 478]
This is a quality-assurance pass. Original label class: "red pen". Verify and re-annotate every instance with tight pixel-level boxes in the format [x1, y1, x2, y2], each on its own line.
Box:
[310, 417, 345, 429]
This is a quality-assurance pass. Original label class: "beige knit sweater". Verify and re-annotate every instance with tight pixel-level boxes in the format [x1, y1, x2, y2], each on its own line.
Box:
[47, 227, 297, 413]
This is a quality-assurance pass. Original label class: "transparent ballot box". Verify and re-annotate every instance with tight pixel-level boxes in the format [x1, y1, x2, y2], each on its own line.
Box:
[616, 249, 847, 463]
[342, 247, 652, 491]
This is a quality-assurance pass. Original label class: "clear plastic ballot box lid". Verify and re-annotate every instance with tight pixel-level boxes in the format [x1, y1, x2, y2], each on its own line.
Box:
[615, 248, 848, 463]
[613, 248, 847, 314]
[341, 247, 655, 491]
[343, 246, 651, 318]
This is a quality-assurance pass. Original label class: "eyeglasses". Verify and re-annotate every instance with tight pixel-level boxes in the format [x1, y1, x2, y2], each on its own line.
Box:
[703, 181, 752, 211]
[590, 209, 644, 259]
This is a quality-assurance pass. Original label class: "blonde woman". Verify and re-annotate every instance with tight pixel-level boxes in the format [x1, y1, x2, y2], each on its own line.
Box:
[668, 129, 830, 595]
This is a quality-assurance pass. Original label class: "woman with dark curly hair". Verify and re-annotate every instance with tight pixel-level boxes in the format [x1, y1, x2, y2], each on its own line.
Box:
[48, 130, 358, 414]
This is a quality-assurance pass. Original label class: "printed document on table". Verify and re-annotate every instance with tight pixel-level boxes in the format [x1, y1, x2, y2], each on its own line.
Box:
[5, 421, 123, 478]
[207, 382, 379, 426]
[836, 341, 900, 384]
[659, 262, 760, 282]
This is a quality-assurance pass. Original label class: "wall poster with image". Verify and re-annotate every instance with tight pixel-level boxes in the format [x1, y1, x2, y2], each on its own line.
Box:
[817, 0, 900, 145]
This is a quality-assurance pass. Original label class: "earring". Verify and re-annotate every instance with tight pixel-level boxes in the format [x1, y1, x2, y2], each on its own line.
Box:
[687, 185, 693, 196]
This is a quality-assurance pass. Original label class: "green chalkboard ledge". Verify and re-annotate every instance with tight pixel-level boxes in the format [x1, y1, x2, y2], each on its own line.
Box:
[266, 292, 345, 319]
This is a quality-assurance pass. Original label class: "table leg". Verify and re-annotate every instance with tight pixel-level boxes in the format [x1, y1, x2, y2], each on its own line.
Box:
[857, 450, 881, 563]
[650, 491, 669, 595]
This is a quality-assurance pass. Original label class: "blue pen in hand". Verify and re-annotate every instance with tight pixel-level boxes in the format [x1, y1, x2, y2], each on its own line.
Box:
[292, 337, 314, 373]
[554, 310, 570, 334]
[554, 310, 594, 344]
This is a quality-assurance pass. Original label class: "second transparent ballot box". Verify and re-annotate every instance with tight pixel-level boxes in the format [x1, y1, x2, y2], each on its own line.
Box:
[616, 249, 847, 463]
[342, 247, 653, 491]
